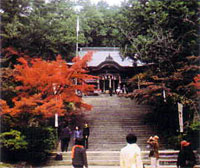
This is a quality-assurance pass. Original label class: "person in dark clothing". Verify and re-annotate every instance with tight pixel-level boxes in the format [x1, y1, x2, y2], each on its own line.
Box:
[71, 138, 88, 168]
[60, 125, 71, 152]
[83, 123, 90, 149]
[177, 140, 196, 168]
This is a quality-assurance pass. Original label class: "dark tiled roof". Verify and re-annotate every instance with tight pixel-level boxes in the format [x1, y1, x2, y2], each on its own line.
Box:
[79, 47, 134, 67]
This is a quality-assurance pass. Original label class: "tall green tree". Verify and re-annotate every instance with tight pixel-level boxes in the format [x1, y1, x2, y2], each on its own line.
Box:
[1, 0, 80, 60]
[77, 0, 121, 47]
[118, 0, 199, 140]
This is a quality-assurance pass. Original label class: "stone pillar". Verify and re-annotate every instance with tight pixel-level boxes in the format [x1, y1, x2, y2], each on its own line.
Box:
[109, 77, 112, 88]
[113, 79, 115, 92]
[119, 76, 121, 88]
[103, 79, 105, 92]
[97, 79, 100, 90]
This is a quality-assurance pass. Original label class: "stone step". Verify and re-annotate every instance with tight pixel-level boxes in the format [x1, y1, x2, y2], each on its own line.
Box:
[49, 151, 180, 158]
[93, 109, 151, 112]
[46, 150, 200, 167]
[86, 110, 150, 112]
[88, 137, 157, 140]
[85, 144, 166, 148]
[47, 160, 178, 166]
[47, 159, 177, 166]
[43, 166, 200, 168]
[88, 125, 154, 129]
[47, 151, 183, 166]
[51, 150, 180, 156]
[89, 126, 154, 129]
[90, 122, 150, 125]
[89, 131, 155, 135]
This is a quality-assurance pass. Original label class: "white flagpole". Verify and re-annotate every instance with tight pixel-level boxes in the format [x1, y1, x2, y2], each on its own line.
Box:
[77, 16, 79, 33]
[76, 16, 79, 56]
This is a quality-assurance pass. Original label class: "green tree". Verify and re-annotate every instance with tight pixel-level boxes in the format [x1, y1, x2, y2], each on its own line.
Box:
[119, 0, 199, 142]
[1, 0, 121, 60]
[1, 0, 80, 60]
[77, 0, 121, 47]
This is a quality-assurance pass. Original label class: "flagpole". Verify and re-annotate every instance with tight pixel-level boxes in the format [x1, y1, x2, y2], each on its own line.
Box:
[76, 16, 79, 56]
[75, 15, 79, 95]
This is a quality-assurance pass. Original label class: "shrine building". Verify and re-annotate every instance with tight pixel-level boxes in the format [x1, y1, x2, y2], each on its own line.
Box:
[79, 47, 147, 93]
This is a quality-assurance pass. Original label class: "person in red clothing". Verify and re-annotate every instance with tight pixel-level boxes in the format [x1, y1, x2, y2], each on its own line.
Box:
[71, 138, 88, 168]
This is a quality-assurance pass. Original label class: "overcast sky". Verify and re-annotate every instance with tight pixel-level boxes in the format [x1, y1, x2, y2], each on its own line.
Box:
[45, 0, 124, 6]
[90, 0, 123, 6]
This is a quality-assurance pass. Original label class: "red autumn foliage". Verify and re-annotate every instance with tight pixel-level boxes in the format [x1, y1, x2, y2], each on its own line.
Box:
[193, 74, 200, 95]
[0, 49, 97, 118]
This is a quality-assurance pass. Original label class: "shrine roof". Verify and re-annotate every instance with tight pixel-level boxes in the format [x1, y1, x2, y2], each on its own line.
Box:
[79, 47, 134, 67]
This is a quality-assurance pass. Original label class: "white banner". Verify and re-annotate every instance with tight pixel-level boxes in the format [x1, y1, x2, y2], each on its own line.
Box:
[178, 103, 183, 132]
[163, 90, 166, 102]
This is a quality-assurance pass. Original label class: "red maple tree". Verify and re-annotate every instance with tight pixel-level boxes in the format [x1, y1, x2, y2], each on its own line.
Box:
[1, 49, 97, 118]
[193, 74, 200, 95]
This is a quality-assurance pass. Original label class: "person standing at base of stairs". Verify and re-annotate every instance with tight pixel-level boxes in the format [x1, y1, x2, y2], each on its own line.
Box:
[71, 138, 88, 168]
[147, 135, 159, 168]
[120, 133, 143, 168]
[60, 124, 71, 152]
[73, 126, 83, 144]
[177, 140, 196, 168]
[83, 123, 90, 149]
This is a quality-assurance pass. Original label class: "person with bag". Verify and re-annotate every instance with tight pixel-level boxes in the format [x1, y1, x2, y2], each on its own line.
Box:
[147, 135, 159, 168]
[71, 138, 88, 168]
[83, 123, 90, 149]
[177, 140, 196, 168]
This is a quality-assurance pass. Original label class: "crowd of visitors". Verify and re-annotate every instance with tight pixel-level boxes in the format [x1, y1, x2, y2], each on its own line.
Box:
[57, 123, 196, 168]
[59, 122, 90, 152]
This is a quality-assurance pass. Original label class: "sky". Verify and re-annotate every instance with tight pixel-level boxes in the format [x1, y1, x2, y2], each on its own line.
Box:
[90, 0, 123, 6]
[45, 0, 124, 6]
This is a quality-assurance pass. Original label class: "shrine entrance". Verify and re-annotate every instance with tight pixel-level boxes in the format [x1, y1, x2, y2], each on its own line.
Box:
[98, 74, 121, 92]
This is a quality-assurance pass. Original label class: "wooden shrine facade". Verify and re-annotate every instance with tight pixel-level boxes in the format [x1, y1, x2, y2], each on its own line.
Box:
[79, 47, 147, 93]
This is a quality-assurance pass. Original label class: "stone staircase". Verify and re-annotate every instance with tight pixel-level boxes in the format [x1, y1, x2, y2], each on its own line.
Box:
[82, 94, 164, 151]
[46, 94, 199, 167]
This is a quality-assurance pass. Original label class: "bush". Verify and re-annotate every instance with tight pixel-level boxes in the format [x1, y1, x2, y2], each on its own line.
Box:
[0, 127, 57, 165]
[166, 121, 200, 150]
[19, 127, 57, 164]
[186, 121, 200, 149]
[167, 134, 185, 149]
[0, 130, 28, 162]
[0, 130, 28, 151]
